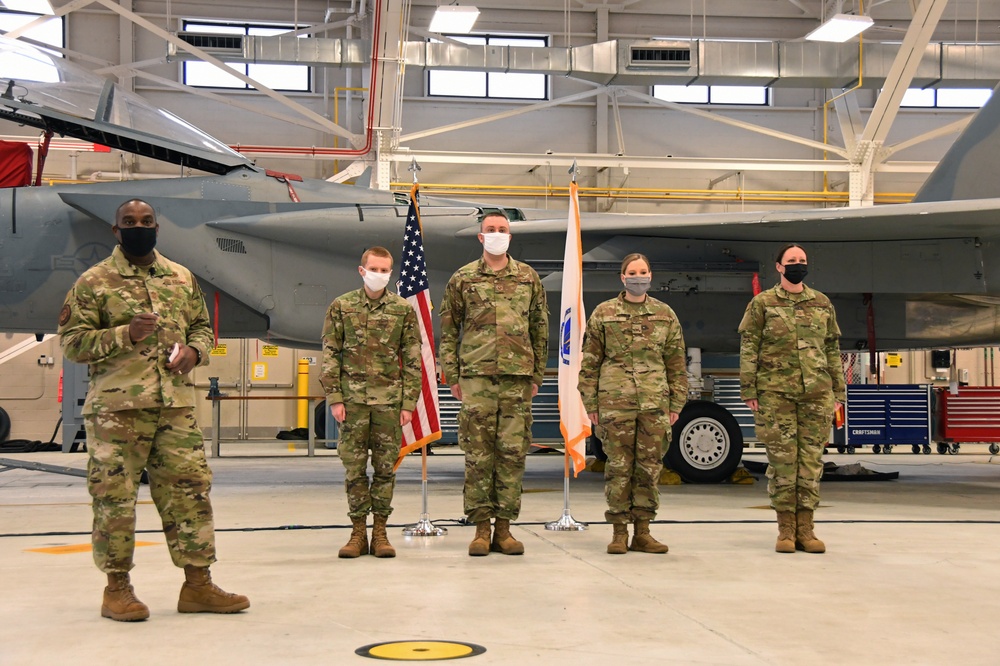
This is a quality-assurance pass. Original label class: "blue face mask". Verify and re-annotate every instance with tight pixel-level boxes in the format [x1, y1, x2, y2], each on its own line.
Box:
[782, 263, 808, 284]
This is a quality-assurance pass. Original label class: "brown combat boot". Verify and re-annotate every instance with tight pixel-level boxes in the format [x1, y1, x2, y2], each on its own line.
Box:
[370, 514, 396, 558]
[491, 518, 525, 555]
[775, 511, 796, 553]
[339, 516, 369, 558]
[177, 566, 250, 614]
[629, 519, 669, 553]
[468, 520, 492, 556]
[607, 523, 629, 555]
[795, 509, 826, 553]
[101, 572, 149, 622]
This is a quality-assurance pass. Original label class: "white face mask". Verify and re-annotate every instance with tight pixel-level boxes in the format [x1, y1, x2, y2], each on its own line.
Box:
[361, 268, 391, 292]
[482, 232, 511, 256]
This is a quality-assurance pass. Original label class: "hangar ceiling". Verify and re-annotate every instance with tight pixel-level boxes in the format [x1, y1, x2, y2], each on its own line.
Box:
[8, 1, 1000, 206]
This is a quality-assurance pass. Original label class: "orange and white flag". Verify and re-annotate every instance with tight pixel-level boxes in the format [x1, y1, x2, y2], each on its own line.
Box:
[559, 181, 591, 475]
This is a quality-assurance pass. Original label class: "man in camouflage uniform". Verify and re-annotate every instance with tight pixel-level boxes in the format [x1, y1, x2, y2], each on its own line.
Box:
[439, 212, 548, 556]
[579, 253, 688, 554]
[320, 246, 421, 559]
[58, 199, 248, 622]
[738, 243, 845, 554]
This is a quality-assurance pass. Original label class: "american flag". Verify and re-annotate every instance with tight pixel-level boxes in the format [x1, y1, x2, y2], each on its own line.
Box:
[396, 185, 442, 461]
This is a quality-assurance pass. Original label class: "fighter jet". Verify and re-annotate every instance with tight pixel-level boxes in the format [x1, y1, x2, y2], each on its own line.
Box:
[3, 37, 1000, 481]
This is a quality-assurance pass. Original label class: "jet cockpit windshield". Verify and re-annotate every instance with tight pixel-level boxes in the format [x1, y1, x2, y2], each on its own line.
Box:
[0, 36, 255, 174]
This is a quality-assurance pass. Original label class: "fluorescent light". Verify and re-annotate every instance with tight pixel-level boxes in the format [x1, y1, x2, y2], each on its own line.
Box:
[0, 0, 55, 14]
[805, 13, 874, 43]
[429, 5, 480, 34]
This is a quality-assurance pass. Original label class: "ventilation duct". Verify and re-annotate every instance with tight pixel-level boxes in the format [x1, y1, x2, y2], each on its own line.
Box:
[167, 34, 367, 67]
[173, 33, 244, 57]
[626, 41, 694, 69]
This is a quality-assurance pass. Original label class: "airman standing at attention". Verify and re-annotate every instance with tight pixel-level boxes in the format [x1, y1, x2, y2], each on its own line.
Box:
[58, 198, 248, 622]
[439, 211, 549, 556]
[739, 243, 845, 554]
[579, 253, 688, 555]
[320, 246, 422, 559]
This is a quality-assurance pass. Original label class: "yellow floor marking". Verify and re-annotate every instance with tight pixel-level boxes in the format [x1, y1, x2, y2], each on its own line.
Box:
[26, 541, 158, 555]
[521, 488, 558, 494]
[363, 641, 479, 660]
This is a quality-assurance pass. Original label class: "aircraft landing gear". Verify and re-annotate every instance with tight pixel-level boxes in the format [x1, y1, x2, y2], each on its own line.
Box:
[666, 401, 743, 483]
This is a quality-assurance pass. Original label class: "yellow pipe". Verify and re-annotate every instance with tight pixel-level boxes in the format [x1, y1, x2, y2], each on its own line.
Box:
[392, 182, 914, 204]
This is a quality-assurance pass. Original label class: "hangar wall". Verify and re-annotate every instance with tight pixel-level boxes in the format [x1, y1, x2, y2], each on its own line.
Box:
[5, 1, 986, 213]
[2, 1, 999, 442]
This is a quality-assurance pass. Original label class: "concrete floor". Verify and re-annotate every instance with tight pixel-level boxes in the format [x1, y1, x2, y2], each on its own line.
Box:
[2, 446, 999, 665]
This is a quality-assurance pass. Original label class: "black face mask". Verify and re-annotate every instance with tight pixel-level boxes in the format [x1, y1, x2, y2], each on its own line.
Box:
[782, 263, 808, 285]
[118, 226, 157, 257]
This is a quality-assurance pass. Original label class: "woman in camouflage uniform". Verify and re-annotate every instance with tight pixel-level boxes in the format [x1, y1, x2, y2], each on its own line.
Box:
[579, 253, 688, 555]
[738, 244, 846, 554]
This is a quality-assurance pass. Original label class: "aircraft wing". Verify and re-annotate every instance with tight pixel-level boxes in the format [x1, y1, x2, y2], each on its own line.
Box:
[482, 197, 1000, 243]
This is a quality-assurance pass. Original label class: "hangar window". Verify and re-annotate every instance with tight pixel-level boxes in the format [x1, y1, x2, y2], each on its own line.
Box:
[428, 35, 548, 100]
[182, 21, 310, 92]
[0, 8, 64, 50]
[898, 87, 992, 109]
[652, 85, 768, 105]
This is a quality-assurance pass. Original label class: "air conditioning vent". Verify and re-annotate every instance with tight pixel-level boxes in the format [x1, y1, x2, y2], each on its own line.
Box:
[176, 33, 244, 53]
[628, 46, 692, 68]
[216, 238, 247, 254]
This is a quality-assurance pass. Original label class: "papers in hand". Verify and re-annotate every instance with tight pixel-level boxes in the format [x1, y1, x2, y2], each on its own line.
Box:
[169, 343, 181, 364]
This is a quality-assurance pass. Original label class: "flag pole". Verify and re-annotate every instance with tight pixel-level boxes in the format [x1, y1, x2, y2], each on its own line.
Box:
[546, 160, 587, 532]
[403, 444, 447, 536]
[401, 160, 447, 537]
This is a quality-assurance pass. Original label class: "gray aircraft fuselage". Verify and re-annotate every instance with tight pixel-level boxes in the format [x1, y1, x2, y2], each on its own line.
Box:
[3, 167, 1000, 354]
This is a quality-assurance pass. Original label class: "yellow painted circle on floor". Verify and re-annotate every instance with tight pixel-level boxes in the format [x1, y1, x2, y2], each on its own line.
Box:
[357, 641, 485, 661]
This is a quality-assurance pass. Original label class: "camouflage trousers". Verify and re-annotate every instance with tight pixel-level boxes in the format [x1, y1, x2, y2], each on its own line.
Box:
[457, 375, 533, 523]
[754, 390, 835, 512]
[338, 403, 402, 519]
[599, 408, 670, 523]
[84, 407, 215, 574]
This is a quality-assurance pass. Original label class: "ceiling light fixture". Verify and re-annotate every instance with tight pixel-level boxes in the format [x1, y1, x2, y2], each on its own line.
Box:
[0, 0, 55, 14]
[805, 13, 874, 43]
[429, 5, 480, 34]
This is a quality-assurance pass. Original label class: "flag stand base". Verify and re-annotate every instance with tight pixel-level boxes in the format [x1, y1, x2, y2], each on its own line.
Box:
[403, 515, 448, 537]
[545, 510, 587, 531]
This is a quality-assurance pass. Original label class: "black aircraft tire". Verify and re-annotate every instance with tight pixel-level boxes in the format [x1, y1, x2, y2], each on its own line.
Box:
[587, 434, 608, 461]
[0, 405, 10, 443]
[665, 401, 744, 483]
[313, 401, 327, 440]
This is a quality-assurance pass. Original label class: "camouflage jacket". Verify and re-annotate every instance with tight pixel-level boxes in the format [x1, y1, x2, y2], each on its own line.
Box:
[58, 246, 213, 415]
[320, 287, 422, 409]
[578, 293, 688, 414]
[439, 256, 549, 386]
[738, 284, 846, 401]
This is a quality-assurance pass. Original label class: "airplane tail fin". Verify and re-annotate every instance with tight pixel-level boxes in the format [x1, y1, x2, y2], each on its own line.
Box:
[912, 84, 1000, 203]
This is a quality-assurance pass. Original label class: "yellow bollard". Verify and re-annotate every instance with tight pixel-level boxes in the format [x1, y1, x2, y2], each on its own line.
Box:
[294, 358, 310, 451]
